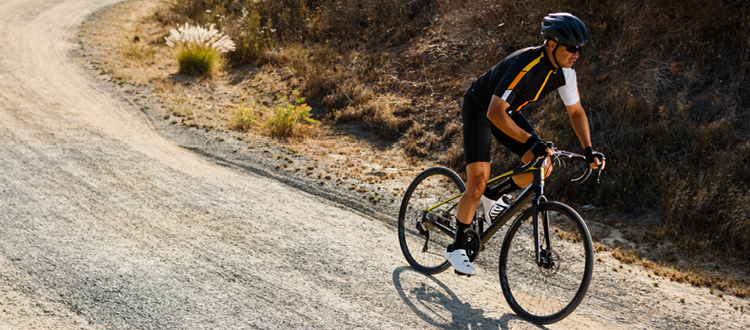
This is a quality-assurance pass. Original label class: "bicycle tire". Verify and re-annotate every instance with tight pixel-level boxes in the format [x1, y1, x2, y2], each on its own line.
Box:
[398, 167, 465, 274]
[499, 201, 594, 324]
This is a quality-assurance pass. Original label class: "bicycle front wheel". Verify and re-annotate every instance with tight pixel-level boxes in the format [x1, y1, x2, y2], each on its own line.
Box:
[398, 167, 465, 274]
[499, 201, 594, 324]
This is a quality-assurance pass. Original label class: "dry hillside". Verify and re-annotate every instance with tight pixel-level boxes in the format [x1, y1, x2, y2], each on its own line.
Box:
[157, 0, 749, 263]
[88, 0, 749, 295]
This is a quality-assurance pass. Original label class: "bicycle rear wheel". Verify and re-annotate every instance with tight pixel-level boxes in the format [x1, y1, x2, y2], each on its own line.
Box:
[398, 167, 465, 274]
[499, 201, 593, 324]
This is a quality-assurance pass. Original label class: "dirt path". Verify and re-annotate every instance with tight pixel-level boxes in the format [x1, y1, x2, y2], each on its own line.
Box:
[0, 0, 748, 329]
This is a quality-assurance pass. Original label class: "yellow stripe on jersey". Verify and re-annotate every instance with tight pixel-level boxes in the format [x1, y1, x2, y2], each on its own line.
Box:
[522, 53, 544, 72]
[516, 70, 553, 112]
[532, 70, 554, 102]
[507, 53, 544, 90]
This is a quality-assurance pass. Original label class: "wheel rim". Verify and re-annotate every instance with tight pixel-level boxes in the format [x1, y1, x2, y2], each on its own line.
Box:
[500, 204, 593, 323]
[399, 169, 464, 273]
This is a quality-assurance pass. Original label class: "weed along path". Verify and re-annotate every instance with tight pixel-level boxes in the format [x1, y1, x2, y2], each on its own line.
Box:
[0, 0, 748, 329]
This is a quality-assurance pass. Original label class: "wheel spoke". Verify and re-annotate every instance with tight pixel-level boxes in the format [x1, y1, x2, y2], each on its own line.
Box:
[499, 202, 593, 324]
[398, 167, 465, 274]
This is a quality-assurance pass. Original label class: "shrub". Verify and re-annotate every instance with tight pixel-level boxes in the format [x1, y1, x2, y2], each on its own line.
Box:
[264, 91, 318, 137]
[231, 103, 262, 131]
[173, 45, 223, 76]
[333, 94, 406, 139]
[232, 8, 274, 61]
[165, 23, 235, 76]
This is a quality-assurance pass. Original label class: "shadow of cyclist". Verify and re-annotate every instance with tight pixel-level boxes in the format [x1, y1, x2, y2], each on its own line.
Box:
[392, 266, 550, 330]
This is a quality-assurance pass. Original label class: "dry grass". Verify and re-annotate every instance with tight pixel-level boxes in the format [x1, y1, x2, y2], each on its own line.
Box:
[610, 246, 750, 298]
[157, 0, 749, 265]
[90, 0, 750, 296]
[118, 40, 157, 62]
[164, 23, 235, 76]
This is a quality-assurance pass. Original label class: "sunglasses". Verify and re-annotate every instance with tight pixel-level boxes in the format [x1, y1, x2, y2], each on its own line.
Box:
[565, 45, 581, 53]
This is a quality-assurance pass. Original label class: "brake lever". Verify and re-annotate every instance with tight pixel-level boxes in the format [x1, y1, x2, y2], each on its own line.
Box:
[595, 154, 606, 184]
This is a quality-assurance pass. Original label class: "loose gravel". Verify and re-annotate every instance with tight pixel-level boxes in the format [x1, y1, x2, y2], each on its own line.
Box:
[0, 0, 747, 329]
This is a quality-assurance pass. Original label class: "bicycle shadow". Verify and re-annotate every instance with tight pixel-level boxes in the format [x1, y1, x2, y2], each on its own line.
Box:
[392, 267, 550, 330]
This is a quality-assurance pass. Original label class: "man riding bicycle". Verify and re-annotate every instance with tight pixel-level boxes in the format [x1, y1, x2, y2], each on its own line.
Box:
[445, 13, 606, 275]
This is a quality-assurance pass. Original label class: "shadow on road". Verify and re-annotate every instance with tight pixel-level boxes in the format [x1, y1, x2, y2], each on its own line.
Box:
[392, 266, 549, 330]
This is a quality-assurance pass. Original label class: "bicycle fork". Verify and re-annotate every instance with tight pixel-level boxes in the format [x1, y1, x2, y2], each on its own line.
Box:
[532, 167, 553, 268]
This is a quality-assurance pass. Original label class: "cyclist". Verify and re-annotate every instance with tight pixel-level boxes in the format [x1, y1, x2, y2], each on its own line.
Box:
[445, 13, 606, 275]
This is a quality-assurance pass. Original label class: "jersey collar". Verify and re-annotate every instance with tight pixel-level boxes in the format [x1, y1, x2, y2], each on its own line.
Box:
[538, 46, 557, 70]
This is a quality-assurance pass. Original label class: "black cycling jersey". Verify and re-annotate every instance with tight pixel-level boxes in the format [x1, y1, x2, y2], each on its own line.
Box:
[461, 45, 580, 164]
[465, 45, 575, 113]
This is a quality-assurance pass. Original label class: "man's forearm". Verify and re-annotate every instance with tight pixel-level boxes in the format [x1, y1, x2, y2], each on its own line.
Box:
[569, 110, 592, 149]
[487, 95, 531, 143]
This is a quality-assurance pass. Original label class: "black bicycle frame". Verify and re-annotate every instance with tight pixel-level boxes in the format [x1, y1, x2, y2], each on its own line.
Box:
[421, 156, 552, 265]
[417, 149, 597, 268]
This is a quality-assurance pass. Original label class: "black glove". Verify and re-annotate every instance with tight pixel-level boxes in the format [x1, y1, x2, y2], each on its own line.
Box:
[584, 146, 605, 168]
[525, 135, 552, 157]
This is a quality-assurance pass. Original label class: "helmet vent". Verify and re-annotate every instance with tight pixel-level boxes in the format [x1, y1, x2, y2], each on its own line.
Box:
[540, 12, 589, 47]
[558, 29, 570, 41]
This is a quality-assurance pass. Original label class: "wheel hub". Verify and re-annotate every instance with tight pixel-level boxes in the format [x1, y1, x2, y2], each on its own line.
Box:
[539, 249, 559, 275]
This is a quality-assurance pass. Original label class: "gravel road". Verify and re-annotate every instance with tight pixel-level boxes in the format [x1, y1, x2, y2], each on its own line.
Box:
[0, 0, 748, 329]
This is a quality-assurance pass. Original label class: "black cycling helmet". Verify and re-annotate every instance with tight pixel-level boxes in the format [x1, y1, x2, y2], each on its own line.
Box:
[541, 13, 589, 47]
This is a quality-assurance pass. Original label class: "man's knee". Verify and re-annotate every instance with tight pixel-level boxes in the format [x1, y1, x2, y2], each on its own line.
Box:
[545, 162, 554, 177]
[466, 175, 487, 197]
[465, 165, 489, 198]
[521, 150, 535, 164]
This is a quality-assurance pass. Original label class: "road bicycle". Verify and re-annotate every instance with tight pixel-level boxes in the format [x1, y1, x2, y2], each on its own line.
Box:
[397, 149, 601, 324]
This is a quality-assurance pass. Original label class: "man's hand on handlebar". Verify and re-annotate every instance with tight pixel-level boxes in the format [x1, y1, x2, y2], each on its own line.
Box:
[525, 135, 554, 157]
[584, 146, 606, 170]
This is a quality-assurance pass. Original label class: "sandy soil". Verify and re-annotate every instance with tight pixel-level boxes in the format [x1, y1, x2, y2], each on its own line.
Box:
[0, 0, 748, 329]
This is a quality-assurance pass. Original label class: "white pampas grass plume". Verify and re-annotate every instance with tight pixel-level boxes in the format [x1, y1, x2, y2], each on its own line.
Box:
[165, 23, 235, 53]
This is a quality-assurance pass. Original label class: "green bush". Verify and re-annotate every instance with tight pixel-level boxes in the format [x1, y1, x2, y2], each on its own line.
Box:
[174, 45, 223, 76]
[264, 92, 318, 137]
[231, 103, 262, 131]
[165, 23, 235, 76]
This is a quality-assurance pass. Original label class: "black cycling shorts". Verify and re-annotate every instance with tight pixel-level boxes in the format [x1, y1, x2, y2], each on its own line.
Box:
[461, 95, 535, 164]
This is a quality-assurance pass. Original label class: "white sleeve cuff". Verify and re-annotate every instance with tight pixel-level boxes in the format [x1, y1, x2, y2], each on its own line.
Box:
[558, 68, 580, 106]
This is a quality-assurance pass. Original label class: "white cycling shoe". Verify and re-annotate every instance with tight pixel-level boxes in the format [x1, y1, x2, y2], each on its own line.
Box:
[444, 248, 477, 276]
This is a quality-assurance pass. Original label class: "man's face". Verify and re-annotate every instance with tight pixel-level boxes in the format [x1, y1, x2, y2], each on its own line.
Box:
[551, 41, 580, 68]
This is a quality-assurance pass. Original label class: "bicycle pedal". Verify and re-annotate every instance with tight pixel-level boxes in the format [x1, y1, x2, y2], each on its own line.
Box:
[454, 270, 473, 277]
